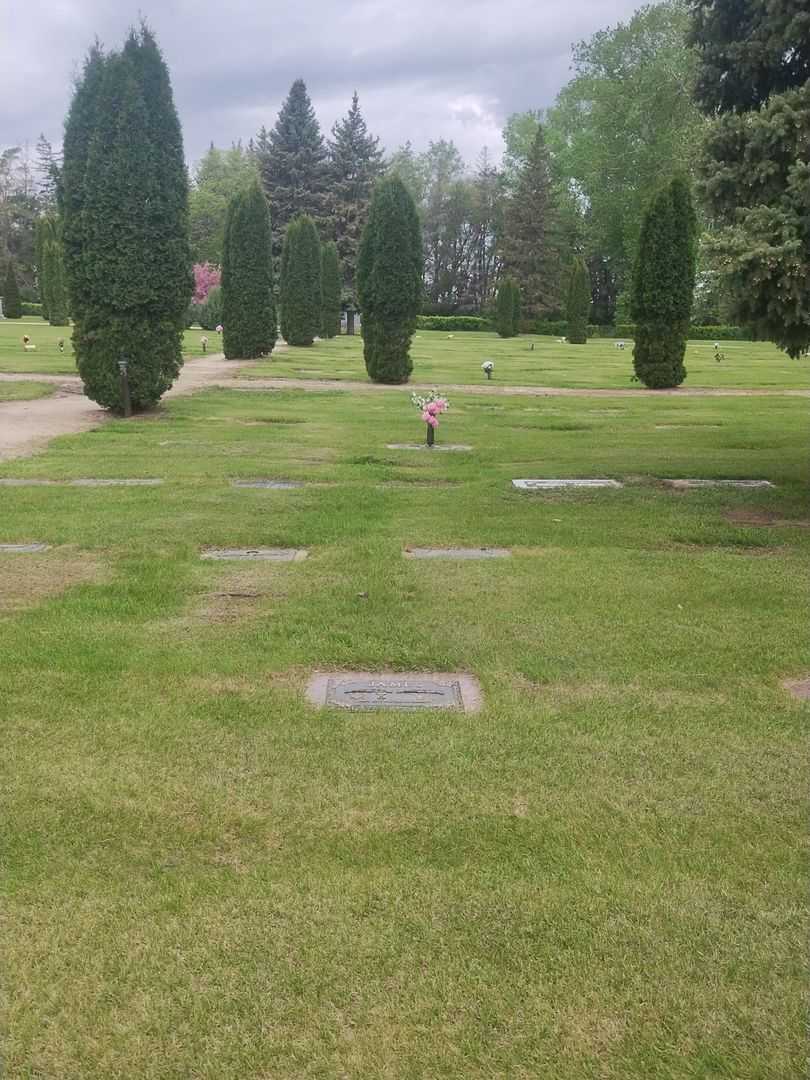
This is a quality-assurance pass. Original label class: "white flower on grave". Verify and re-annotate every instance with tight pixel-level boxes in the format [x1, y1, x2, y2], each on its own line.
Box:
[481, 360, 494, 373]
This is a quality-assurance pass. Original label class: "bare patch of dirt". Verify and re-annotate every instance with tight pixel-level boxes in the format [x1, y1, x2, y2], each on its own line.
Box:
[782, 677, 810, 701]
[724, 509, 810, 529]
[0, 548, 108, 614]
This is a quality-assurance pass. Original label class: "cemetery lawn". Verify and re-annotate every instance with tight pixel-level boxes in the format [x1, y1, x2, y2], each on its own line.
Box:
[2, 376, 808, 1078]
[0, 380, 56, 401]
[242, 330, 810, 390]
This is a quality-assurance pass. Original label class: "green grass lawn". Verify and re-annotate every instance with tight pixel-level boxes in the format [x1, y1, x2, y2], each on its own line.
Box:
[0, 318, 213, 375]
[1, 370, 808, 1077]
[244, 331, 810, 390]
[0, 380, 57, 402]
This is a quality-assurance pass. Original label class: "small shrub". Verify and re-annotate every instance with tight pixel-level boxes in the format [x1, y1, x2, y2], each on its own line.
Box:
[20, 302, 44, 318]
[3, 262, 22, 318]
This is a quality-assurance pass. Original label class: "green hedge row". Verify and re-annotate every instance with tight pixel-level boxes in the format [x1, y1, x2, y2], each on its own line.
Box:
[20, 302, 44, 317]
[533, 320, 751, 341]
[416, 314, 492, 332]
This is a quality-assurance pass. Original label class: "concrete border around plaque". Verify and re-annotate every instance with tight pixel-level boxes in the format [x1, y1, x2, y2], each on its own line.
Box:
[512, 478, 622, 490]
[403, 546, 511, 560]
[230, 480, 305, 490]
[0, 542, 50, 553]
[662, 478, 774, 489]
[306, 671, 483, 713]
[201, 547, 308, 562]
[387, 443, 473, 452]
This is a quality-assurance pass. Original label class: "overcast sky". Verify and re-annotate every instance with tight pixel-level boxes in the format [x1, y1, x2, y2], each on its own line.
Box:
[1, 0, 641, 170]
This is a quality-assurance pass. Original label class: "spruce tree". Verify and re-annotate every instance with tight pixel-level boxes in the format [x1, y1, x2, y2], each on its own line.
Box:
[496, 279, 516, 338]
[256, 80, 328, 259]
[3, 261, 22, 318]
[500, 126, 562, 317]
[631, 176, 697, 388]
[566, 258, 591, 345]
[357, 175, 423, 384]
[327, 92, 384, 302]
[222, 178, 276, 359]
[320, 240, 341, 339]
[280, 215, 322, 346]
[61, 26, 192, 412]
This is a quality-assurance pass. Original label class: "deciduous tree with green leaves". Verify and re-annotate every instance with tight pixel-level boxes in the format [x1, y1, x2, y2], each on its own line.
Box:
[357, 175, 423, 383]
[280, 214, 322, 347]
[631, 176, 698, 388]
[320, 240, 341, 339]
[222, 178, 276, 359]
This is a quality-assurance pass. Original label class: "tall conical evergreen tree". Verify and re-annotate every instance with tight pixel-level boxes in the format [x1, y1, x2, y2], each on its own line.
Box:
[500, 126, 562, 318]
[357, 175, 423, 383]
[280, 215, 322, 346]
[320, 240, 341, 339]
[41, 216, 69, 326]
[60, 42, 107, 329]
[62, 26, 192, 412]
[327, 91, 384, 301]
[631, 176, 697, 388]
[496, 278, 517, 338]
[3, 261, 22, 318]
[566, 257, 591, 344]
[222, 178, 276, 359]
[34, 217, 50, 320]
[256, 80, 328, 258]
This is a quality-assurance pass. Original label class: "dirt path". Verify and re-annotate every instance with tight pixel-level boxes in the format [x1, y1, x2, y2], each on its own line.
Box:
[1, 352, 807, 463]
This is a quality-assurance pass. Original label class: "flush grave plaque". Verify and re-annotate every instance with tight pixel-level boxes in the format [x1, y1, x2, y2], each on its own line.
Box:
[231, 480, 304, 489]
[306, 671, 482, 713]
[201, 547, 308, 562]
[0, 542, 50, 553]
[662, 479, 774, 489]
[512, 478, 622, 490]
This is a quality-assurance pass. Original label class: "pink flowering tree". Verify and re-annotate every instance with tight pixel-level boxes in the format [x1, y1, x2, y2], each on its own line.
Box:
[411, 390, 449, 446]
[193, 263, 221, 304]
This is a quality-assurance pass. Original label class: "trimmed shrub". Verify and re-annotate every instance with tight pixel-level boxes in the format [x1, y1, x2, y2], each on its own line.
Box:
[357, 175, 423, 383]
[222, 178, 276, 359]
[21, 302, 44, 317]
[631, 176, 698, 388]
[416, 315, 491, 331]
[320, 240, 341, 339]
[280, 215, 322, 347]
[3, 262, 22, 318]
[566, 257, 590, 344]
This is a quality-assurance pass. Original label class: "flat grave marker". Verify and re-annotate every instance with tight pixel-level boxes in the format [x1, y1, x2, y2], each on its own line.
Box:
[201, 547, 308, 562]
[230, 480, 304, 490]
[0, 542, 50, 553]
[403, 547, 511, 560]
[663, 479, 774, 489]
[0, 478, 162, 487]
[513, 478, 622, 491]
[306, 671, 482, 713]
[387, 443, 473, 452]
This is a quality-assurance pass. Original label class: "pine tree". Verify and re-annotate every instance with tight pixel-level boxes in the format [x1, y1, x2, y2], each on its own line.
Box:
[631, 176, 697, 388]
[280, 215, 322, 346]
[499, 126, 562, 318]
[496, 279, 516, 338]
[357, 175, 423, 383]
[690, 0, 810, 357]
[35, 134, 60, 209]
[256, 80, 328, 259]
[566, 258, 591, 344]
[62, 25, 192, 412]
[221, 178, 276, 359]
[327, 92, 384, 302]
[3, 261, 22, 318]
[320, 240, 341, 338]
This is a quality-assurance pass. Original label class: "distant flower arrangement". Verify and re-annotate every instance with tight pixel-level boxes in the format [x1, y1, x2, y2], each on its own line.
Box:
[481, 359, 494, 379]
[215, 324, 223, 334]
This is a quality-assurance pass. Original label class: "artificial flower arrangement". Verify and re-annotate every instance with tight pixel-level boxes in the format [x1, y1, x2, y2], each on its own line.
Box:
[481, 359, 494, 380]
[411, 390, 449, 446]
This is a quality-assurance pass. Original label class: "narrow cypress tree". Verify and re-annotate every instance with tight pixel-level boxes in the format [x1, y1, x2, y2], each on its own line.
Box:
[356, 175, 423, 384]
[631, 176, 697, 388]
[512, 282, 522, 334]
[221, 178, 276, 359]
[35, 218, 50, 320]
[496, 279, 516, 338]
[566, 258, 591, 344]
[279, 229, 291, 344]
[3, 262, 22, 318]
[280, 215, 322, 346]
[320, 240, 341, 338]
[43, 232, 70, 326]
[62, 26, 192, 412]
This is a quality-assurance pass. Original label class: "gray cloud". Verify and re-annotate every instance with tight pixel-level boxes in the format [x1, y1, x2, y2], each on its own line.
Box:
[0, 0, 640, 169]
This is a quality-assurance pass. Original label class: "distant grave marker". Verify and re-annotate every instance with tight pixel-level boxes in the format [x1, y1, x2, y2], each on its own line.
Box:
[663, 479, 774, 489]
[0, 542, 50, 553]
[230, 480, 304, 490]
[306, 671, 482, 712]
[201, 547, 308, 562]
[387, 443, 472, 452]
[70, 478, 163, 487]
[403, 547, 511, 560]
[512, 478, 622, 490]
